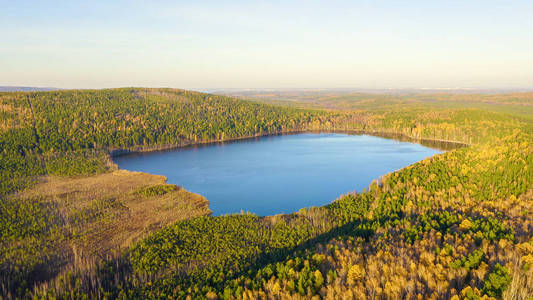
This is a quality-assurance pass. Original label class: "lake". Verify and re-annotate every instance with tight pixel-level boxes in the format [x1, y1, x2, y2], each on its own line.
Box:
[113, 133, 442, 216]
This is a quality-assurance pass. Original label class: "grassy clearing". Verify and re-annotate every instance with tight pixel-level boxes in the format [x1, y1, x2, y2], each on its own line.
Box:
[1, 170, 210, 296]
[17, 169, 210, 256]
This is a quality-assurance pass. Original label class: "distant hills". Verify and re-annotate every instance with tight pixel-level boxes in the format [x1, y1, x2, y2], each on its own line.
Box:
[0, 86, 59, 92]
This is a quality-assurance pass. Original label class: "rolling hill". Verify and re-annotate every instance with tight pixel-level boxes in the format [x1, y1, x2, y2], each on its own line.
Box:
[0, 88, 531, 299]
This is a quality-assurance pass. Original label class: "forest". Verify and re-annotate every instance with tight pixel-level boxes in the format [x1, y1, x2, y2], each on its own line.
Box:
[0, 88, 531, 299]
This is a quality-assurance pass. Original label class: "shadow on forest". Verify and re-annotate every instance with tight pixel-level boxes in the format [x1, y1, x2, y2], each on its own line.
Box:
[171, 214, 384, 293]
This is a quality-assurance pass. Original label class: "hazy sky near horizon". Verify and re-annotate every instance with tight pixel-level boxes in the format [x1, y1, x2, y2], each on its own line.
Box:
[2, 0, 533, 89]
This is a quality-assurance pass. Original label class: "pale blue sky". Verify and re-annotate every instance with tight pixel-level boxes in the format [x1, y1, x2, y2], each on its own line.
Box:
[1, 0, 533, 89]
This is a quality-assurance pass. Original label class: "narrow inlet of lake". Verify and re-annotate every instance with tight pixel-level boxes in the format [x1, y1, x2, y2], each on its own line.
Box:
[113, 133, 442, 216]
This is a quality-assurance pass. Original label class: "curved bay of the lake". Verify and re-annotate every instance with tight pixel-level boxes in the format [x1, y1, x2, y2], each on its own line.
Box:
[113, 133, 442, 216]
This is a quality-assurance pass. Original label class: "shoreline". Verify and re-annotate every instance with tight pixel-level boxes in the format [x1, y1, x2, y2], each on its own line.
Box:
[109, 128, 469, 158]
[108, 129, 469, 218]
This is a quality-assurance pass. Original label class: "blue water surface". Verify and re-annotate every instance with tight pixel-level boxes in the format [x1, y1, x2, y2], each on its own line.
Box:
[113, 133, 441, 216]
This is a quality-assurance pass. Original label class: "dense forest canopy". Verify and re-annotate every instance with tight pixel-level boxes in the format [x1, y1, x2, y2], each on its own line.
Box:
[0, 88, 531, 299]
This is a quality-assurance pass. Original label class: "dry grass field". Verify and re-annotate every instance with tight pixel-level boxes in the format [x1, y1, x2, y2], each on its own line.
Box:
[4, 169, 210, 289]
[17, 170, 211, 259]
